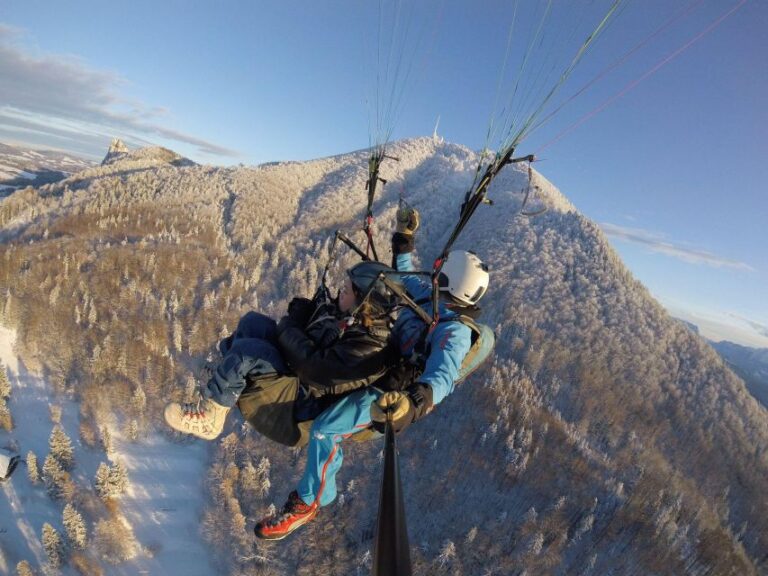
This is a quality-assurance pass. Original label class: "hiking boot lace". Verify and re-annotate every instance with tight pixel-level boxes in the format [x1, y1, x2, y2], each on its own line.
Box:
[182, 397, 207, 419]
[263, 494, 311, 527]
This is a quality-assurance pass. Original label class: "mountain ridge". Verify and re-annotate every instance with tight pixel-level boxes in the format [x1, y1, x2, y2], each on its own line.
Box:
[0, 141, 93, 196]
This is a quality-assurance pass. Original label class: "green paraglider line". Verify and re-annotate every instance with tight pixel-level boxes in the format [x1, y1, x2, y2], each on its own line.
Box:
[535, 0, 748, 155]
[528, 0, 706, 137]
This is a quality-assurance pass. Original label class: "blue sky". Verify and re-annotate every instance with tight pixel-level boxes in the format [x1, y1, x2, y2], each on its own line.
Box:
[1, 0, 766, 346]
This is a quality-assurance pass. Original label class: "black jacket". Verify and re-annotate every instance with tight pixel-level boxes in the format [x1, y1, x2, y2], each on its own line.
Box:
[276, 315, 395, 397]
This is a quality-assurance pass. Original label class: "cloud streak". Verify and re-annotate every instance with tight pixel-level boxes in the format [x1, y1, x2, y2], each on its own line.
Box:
[732, 315, 768, 339]
[600, 222, 755, 271]
[0, 25, 238, 158]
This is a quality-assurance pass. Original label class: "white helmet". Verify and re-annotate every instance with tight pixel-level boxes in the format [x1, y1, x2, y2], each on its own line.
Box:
[438, 250, 489, 306]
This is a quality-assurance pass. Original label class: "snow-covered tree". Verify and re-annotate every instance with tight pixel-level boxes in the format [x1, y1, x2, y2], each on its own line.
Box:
[131, 385, 146, 414]
[101, 426, 113, 454]
[109, 461, 128, 495]
[42, 523, 64, 568]
[94, 461, 128, 499]
[49, 405, 62, 424]
[42, 453, 68, 500]
[0, 398, 11, 431]
[15, 560, 35, 576]
[0, 360, 10, 398]
[173, 319, 184, 352]
[48, 425, 74, 470]
[526, 532, 544, 557]
[126, 418, 139, 441]
[94, 517, 137, 563]
[63, 503, 87, 550]
[94, 462, 111, 500]
[437, 540, 457, 568]
[238, 460, 258, 502]
[26, 450, 39, 484]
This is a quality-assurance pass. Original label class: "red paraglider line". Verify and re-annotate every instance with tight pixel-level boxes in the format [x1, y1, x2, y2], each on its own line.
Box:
[536, 0, 748, 155]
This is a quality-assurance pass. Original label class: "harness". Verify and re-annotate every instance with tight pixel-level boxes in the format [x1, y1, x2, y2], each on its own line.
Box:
[383, 295, 492, 392]
[410, 316, 487, 377]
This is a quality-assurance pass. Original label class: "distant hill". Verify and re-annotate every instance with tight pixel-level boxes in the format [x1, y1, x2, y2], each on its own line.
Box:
[711, 340, 768, 408]
[1, 137, 766, 575]
[101, 137, 196, 169]
[0, 141, 93, 195]
[677, 317, 768, 409]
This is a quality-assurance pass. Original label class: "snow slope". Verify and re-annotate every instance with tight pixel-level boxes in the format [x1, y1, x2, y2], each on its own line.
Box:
[0, 327, 216, 575]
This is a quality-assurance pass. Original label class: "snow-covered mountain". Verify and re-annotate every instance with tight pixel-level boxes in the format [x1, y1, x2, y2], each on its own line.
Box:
[1, 137, 766, 575]
[101, 138, 130, 165]
[0, 142, 93, 196]
[101, 138, 196, 169]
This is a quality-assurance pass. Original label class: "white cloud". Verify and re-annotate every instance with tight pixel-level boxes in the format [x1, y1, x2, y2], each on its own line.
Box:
[600, 222, 755, 271]
[0, 25, 238, 158]
[729, 313, 768, 339]
[664, 302, 768, 348]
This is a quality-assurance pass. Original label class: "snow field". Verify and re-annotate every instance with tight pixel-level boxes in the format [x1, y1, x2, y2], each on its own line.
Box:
[0, 326, 217, 575]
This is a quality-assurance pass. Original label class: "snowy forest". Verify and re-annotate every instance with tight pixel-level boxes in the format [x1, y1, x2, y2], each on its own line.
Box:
[1, 137, 767, 575]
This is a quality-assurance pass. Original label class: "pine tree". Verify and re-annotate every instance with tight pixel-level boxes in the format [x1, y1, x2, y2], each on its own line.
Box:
[239, 461, 258, 500]
[437, 540, 457, 568]
[0, 360, 10, 398]
[15, 560, 35, 576]
[173, 319, 183, 352]
[63, 503, 87, 550]
[94, 462, 111, 500]
[257, 455, 271, 497]
[26, 450, 39, 484]
[127, 418, 139, 441]
[48, 425, 74, 470]
[42, 454, 65, 499]
[49, 405, 62, 424]
[41, 523, 64, 568]
[131, 385, 146, 414]
[0, 398, 11, 431]
[94, 517, 137, 563]
[108, 461, 128, 495]
[101, 426, 113, 454]
[94, 461, 128, 499]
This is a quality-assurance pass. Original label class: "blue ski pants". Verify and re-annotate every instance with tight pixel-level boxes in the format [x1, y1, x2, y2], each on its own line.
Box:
[298, 387, 383, 507]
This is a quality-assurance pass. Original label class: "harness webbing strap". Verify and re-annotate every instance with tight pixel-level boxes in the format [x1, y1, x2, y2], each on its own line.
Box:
[337, 231, 370, 262]
[411, 314, 484, 368]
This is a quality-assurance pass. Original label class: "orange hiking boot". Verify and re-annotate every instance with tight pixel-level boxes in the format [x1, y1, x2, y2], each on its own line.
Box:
[255, 491, 318, 540]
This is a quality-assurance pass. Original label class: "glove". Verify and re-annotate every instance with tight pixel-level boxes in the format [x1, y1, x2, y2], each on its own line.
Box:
[287, 297, 315, 327]
[396, 207, 420, 235]
[370, 383, 433, 434]
[371, 391, 415, 434]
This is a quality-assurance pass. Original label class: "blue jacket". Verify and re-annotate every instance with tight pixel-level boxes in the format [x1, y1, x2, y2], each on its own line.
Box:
[392, 253, 472, 405]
